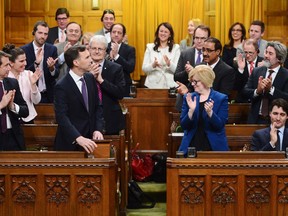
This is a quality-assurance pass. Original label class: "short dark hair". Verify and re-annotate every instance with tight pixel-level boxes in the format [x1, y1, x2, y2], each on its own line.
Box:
[194, 25, 211, 39]
[64, 45, 87, 69]
[0, 51, 11, 66]
[250, 20, 265, 33]
[270, 98, 288, 114]
[101, 9, 115, 22]
[33, 21, 49, 35]
[2, 43, 25, 62]
[55, 8, 70, 20]
[205, 37, 222, 52]
[110, 23, 126, 36]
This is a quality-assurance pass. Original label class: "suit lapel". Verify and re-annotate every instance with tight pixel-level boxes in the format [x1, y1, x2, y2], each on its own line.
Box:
[282, 128, 288, 151]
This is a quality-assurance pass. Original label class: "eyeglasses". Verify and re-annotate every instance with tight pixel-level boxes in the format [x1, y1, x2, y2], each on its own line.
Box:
[57, 17, 68, 21]
[194, 36, 207, 41]
[90, 47, 106, 52]
[202, 48, 216, 53]
[190, 79, 200, 85]
[244, 51, 256, 55]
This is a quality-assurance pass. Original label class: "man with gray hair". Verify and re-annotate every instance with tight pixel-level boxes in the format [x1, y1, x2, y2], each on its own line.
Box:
[243, 41, 288, 124]
[89, 35, 126, 135]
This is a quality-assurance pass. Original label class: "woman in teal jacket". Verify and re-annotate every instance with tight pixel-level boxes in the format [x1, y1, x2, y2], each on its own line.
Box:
[178, 65, 229, 155]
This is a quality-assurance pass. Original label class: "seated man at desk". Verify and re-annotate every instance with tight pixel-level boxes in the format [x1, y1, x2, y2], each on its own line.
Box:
[251, 98, 288, 151]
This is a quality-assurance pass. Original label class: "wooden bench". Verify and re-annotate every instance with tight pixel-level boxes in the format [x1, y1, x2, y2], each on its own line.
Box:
[34, 104, 56, 124]
[169, 103, 251, 132]
[167, 124, 268, 157]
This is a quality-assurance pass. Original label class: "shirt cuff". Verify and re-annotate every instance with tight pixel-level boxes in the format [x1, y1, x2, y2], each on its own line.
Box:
[114, 54, 120, 61]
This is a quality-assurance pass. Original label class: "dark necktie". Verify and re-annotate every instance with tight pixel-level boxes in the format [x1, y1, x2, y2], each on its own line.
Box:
[276, 130, 281, 151]
[260, 70, 274, 116]
[96, 82, 102, 104]
[0, 82, 7, 133]
[196, 50, 202, 64]
[80, 78, 89, 111]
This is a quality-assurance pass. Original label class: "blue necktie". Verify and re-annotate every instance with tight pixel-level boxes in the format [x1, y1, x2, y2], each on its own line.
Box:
[80, 78, 89, 111]
[196, 50, 202, 64]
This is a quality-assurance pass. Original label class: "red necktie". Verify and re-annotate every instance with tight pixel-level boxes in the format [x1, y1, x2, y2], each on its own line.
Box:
[0, 82, 7, 133]
[249, 62, 254, 75]
[260, 70, 274, 116]
[96, 82, 102, 104]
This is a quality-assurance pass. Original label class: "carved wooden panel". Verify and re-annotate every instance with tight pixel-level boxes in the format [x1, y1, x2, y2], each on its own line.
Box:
[0, 176, 4, 203]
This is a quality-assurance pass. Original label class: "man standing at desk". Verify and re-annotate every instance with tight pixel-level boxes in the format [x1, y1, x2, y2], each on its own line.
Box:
[53, 45, 104, 153]
[251, 98, 288, 151]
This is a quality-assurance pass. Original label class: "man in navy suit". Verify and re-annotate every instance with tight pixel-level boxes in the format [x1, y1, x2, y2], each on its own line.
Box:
[107, 23, 135, 97]
[234, 39, 264, 102]
[251, 98, 288, 151]
[54, 45, 104, 153]
[89, 35, 126, 135]
[46, 8, 70, 44]
[21, 21, 59, 103]
[0, 51, 28, 150]
[242, 41, 288, 124]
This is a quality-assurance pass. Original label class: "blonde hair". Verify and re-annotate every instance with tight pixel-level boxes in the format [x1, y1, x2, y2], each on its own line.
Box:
[81, 32, 94, 45]
[185, 18, 202, 46]
[188, 65, 215, 88]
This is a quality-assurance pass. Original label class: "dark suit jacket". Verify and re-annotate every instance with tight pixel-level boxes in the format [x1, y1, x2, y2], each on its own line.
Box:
[107, 43, 136, 97]
[178, 89, 229, 155]
[46, 26, 58, 44]
[54, 72, 104, 151]
[242, 66, 288, 123]
[21, 42, 59, 102]
[0, 78, 28, 150]
[101, 60, 126, 134]
[174, 47, 197, 85]
[212, 59, 235, 96]
[251, 127, 288, 151]
[234, 56, 264, 102]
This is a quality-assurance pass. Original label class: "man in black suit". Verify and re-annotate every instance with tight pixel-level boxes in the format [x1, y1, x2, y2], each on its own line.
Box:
[234, 39, 264, 102]
[242, 41, 288, 124]
[107, 23, 135, 97]
[0, 51, 28, 150]
[54, 45, 104, 153]
[21, 21, 59, 103]
[46, 8, 70, 44]
[89, 35, 126, 135]
[251, 98, 288, 151]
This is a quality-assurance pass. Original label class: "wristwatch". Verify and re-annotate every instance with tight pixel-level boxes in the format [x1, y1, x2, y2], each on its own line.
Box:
[34, 61, 40, 67]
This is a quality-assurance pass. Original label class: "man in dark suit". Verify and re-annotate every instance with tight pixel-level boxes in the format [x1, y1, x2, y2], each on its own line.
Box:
[242, 41, 288, 124]
[54, 45, 104, 153]
[21, 21, 59, 103]
[251, 98, 288, 151]
[89, 35, 126, 135]
[234, 39, 264, 102]
[107, 23, 136, 97]
[174, 25, 211, 85]
[46, 8, 70, 44]
[0, 51, 28, 150]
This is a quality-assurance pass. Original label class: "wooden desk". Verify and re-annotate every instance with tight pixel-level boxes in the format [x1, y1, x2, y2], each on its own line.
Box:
[168, 124, 267, 157]
[34, 104, 56, 124]
[121, 88, 177, 151]
[0, 152, 116, 216]
[167, 152, 288, 216]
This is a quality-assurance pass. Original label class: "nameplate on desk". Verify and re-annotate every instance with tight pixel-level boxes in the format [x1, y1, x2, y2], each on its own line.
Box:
[172, 132, 184, 137]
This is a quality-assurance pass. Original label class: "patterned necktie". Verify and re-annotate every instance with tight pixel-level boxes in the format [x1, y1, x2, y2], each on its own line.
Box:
[60, 29, 66, 43]
[80, 78, 89, 111]
[196, 50, 202, 64]
[249, 61, 254, 75]
[260, 70, 274, 116]
[0, 82, 7, 133]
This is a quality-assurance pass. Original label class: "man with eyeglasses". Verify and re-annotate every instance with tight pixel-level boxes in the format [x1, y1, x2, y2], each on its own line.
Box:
[234, 39, 264, 102]
[174, 25, 211, 110]
[242, 41, 288, 124]
[55, 22, 82, 80]
[202, 37, 235, 97]
[89, 35, 126, 135]
[46, 8, 70, 44]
